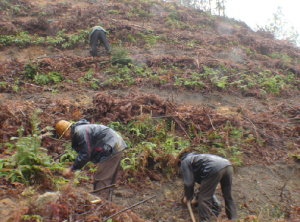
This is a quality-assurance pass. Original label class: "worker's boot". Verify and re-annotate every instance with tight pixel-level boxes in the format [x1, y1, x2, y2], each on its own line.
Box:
[211, 195, 221, 218]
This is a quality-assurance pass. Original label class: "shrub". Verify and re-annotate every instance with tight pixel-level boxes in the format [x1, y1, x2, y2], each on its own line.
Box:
[0, 109, 63, 186]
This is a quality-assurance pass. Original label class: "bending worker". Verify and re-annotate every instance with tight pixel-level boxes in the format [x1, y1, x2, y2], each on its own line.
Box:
[177, 148, 237, 221]
[56, 119, 127, 194]
[89, 26, 110, 57]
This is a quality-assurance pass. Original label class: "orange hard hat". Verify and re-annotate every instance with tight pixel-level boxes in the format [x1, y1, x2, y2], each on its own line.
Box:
[55, 120, 72, 138]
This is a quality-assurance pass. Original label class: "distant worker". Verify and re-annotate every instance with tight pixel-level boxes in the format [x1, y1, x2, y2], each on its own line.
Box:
[177, 148, 237, 221]
[56, 119, 127, 195]
[89, 26, 110, 57]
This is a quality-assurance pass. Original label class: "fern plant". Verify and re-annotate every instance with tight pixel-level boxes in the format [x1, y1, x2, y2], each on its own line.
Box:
[23, 63, 39, 80]
[59, 143, 77, 163]
[211, 76, 228, 89]
[0, 109, 63, 185]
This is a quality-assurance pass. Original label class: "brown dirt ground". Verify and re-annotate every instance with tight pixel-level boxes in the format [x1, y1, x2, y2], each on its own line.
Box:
[1, 83, 300, 221]
[40, 163, 298, 222]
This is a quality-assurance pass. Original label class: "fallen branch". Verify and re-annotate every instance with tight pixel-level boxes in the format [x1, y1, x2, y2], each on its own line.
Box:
[279, 168, 294, 201]
[6, 77, 54, 91]
[103, 195, 156, 222]
[172, 116, 193, 143]
[170, 118, 192, 143]
[206, 114, 215, 131]
[242, 116, 259, 142]
[32, 55, 62, 63]
[243, 116, 282, 148]
[89, 184, 116, 194]
[53, 151, 67, 160]
[166, 99, 193, 143]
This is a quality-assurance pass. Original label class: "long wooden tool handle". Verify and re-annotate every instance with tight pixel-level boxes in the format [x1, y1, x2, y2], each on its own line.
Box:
[103, 195, 156, 222]
[187, 201, 196, 222]
[89, 184, 116, 193]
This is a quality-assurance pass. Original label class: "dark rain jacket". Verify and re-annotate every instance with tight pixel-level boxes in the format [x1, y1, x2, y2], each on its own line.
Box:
[70, 119, 127, 170]
[180, 153, 232, 200]
[89, 26, 106, 44]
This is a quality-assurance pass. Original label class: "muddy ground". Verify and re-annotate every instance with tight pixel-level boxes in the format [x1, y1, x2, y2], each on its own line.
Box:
[113, 163, 300, 221]
[1, 87, 300, 221]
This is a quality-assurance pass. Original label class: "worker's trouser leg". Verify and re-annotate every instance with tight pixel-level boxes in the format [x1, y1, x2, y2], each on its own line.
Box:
[93, 151, 123, 195]
[220, 166, 237, 220]
[197, 166, 237, 221]
[98, 30, 110, 51]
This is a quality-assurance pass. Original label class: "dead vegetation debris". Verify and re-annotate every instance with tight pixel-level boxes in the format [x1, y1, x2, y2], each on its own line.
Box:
[1, 91, 298, 166]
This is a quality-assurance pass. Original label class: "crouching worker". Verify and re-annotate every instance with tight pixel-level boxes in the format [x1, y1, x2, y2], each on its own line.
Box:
[56, 119, 127, 194]
[89, 26, 110, 57]
[176, 148, 237, 221]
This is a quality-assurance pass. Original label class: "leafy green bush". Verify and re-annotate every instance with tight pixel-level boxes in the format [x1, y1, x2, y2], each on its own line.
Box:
[168, 11, 178, 21]
[138, 31, 158, 48]
[109, 111, 246, 180]
[27, 65, 63, 86]
[174, 72, 205, 90]
[211, 76, 228, 89]
[111, 115, 189, 178]
[268, 52, 292, 66]
[49, 71, 63, 84]
[0, 28, 88, 48]
[34, 73, 49, 85]
[111, 42, 130, 60]
[0, 34, 14, 46]
[0, 109, 63, 186]
[24, 63, 39, 80]
[13, 32, 32, 47]
[104, 64, 135, 86]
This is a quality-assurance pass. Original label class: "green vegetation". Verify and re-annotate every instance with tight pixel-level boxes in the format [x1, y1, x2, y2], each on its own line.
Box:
[174, 72, 205, 90]
[268, 52, 292, 66]
[110, 42, 134, 65]
[77, 68, 100, 89]
[107, 9, 120, 14]
[0, 109, 88, 188]
[138, 31, 158, 48]
[34, 71, 63, 85]
[23, 62, 64, 86]
[107, 114, 244, 179]
[0, 110, 63, 186]
[0, 28, 89, 49]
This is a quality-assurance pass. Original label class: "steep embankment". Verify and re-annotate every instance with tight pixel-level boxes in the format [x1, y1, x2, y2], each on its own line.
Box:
[0, 0, 299, 221]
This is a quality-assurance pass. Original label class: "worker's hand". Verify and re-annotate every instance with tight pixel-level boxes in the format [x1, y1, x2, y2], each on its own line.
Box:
[191, 196, 198, 207]
[181, 196, 188, 209]
[183, 196, 188, 204]
[62, 167, 73, 178]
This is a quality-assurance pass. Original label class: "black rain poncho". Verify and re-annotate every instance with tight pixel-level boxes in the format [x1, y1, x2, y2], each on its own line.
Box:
[89, 26, 106, 44]
[70, 119, 127, 170]
[180, 153, 232, 200]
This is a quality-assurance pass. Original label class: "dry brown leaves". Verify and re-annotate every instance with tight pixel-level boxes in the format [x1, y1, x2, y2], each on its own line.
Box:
[91, 91, 299, 164]
[22, 184, 145, 222]
[0, 89, 299, 164]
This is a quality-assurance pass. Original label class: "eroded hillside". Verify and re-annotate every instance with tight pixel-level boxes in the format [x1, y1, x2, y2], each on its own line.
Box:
[0, 0, 299, 221]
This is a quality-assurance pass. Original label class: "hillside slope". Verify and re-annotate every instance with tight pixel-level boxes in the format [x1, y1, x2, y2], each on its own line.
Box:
[0, 0, 300, 221]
